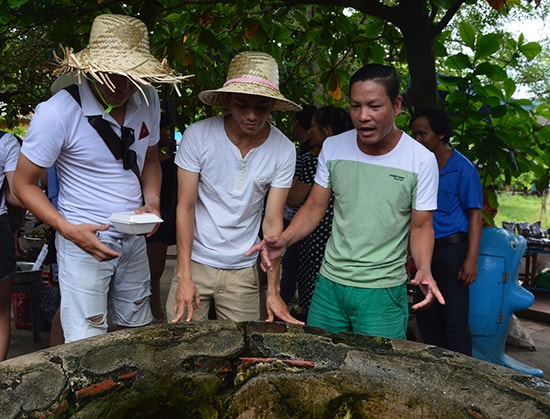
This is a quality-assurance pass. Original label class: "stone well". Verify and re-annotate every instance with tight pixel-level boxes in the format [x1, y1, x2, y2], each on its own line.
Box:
[1, 321, 550, 418]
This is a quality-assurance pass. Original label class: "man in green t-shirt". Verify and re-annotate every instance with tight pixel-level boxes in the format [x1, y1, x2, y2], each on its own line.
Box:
[248, 64, 445, 339]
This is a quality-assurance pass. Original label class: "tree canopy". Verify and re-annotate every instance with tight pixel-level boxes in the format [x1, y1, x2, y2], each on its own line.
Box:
[1, 0, 549, 219]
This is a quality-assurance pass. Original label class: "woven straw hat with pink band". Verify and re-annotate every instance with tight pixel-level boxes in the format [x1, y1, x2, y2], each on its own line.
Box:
[52, 14, 192, 99]
[198, 51, 302, 112]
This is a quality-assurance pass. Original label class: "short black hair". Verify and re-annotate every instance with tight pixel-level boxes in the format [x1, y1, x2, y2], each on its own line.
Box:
[349, 64, 400, 103]
[294, 104, 317, 131]
[313, 106, 352, 136]
[411, 107, 453, 144]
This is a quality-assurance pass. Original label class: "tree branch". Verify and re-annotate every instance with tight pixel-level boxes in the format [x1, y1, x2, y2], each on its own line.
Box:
[434, 0, 466, 35]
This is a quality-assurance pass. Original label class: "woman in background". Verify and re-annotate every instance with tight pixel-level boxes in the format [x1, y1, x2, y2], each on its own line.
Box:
[286, 106, 352, 320]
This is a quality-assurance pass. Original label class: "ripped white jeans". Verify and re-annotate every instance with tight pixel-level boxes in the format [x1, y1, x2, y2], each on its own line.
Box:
[56, 231, 152, 343]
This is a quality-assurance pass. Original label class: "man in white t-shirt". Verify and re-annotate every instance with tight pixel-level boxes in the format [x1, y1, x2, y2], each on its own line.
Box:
[248, 64, 445, 339]
[13, 14, 189, 343]
[166, 51, 303, 325]
[0, 131, 22, 360]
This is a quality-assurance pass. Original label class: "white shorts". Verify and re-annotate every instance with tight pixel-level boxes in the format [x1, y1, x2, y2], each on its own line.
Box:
[56, 231, 152, 342]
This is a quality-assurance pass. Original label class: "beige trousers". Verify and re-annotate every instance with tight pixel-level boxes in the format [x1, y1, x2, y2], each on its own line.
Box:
[166, 260, 260, 322]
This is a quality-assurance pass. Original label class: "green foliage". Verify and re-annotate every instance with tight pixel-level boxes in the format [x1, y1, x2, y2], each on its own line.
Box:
[494, 192, 548, 229]
[520, 41, 542, 61]
[11, 125, 26, 139]
[459, 21, 476, 50]
[432, 5, 548, 197]
[0, 0, 548, 189]
[0, 1, 420, 133]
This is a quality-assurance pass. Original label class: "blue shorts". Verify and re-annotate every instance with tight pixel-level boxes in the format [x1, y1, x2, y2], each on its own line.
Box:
[56, 232, 152, 342]
[307, 274, 409, 340]
[0, 217, 16, 282]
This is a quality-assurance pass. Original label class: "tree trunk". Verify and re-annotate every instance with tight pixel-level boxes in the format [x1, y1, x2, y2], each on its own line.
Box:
[393, 0, 440, 112]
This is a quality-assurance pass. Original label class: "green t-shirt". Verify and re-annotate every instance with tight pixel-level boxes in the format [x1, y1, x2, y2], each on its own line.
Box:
[315, 130, 438, 289]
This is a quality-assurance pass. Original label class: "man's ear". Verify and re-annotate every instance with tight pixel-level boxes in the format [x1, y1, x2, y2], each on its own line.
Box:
[393, 95, 402, 116]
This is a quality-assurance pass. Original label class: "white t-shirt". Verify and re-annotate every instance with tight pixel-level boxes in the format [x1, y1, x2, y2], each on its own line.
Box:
[175, 116, 296, 269]
[21, 80, 160, 229]
[0, 132, 21, 215]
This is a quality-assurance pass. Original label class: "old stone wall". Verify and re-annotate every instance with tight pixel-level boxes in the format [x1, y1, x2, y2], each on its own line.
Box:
[1, 321, 549, 418]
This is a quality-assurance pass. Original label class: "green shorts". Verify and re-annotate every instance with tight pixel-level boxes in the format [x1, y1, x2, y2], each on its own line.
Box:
[307, 274, 409, 340]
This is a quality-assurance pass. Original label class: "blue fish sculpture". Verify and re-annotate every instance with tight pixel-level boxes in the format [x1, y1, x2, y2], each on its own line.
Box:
[469, 226, 543, 376]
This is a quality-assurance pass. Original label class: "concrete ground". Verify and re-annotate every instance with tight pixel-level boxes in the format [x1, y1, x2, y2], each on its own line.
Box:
[6, 250, 550, 378]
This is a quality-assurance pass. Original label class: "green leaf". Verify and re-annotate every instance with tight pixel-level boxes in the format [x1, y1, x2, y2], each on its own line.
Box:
[535, 104, 550, 120]
[273, 25, 294, 45]
[475, 33, 500, 60]
[537, 125, 550, 143]
[458, 21, 476, 50]
[434, 37, 448, 58]
[503, 79, 516, 101]
[445, 53, 471, 70]
[483, 84, 505, 101]
[334, 15, 355, 35]
[75, 23, 91, 36]
[473, 62, 507, 81]
[363, 17, 384, 37]
[490, 105, 507, 118]
[353, 41, 370, 63]
[368, 43, 385, 63]
[164, 13, 181, 23]
[519, 42, 542, 61]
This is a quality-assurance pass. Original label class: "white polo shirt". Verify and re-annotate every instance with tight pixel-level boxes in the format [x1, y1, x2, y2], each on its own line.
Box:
[21, 80, 160, 228]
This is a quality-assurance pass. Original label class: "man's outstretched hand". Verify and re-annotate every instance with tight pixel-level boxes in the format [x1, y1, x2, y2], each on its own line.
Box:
[409, 268, 445, 311]
[246, 235, 288, 271]
[265, 293, 304, 325]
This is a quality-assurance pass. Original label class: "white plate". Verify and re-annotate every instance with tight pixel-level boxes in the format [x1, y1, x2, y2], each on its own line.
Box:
[108, 212, 163, 234]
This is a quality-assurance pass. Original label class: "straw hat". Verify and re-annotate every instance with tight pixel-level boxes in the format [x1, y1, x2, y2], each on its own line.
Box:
[53, 14, 191, 97]
[198, 51, 301, 112]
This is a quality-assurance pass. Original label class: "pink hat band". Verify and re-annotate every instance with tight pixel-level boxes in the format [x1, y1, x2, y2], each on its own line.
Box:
[223, 76, 279, 91]
[198, 51, 301, 112]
